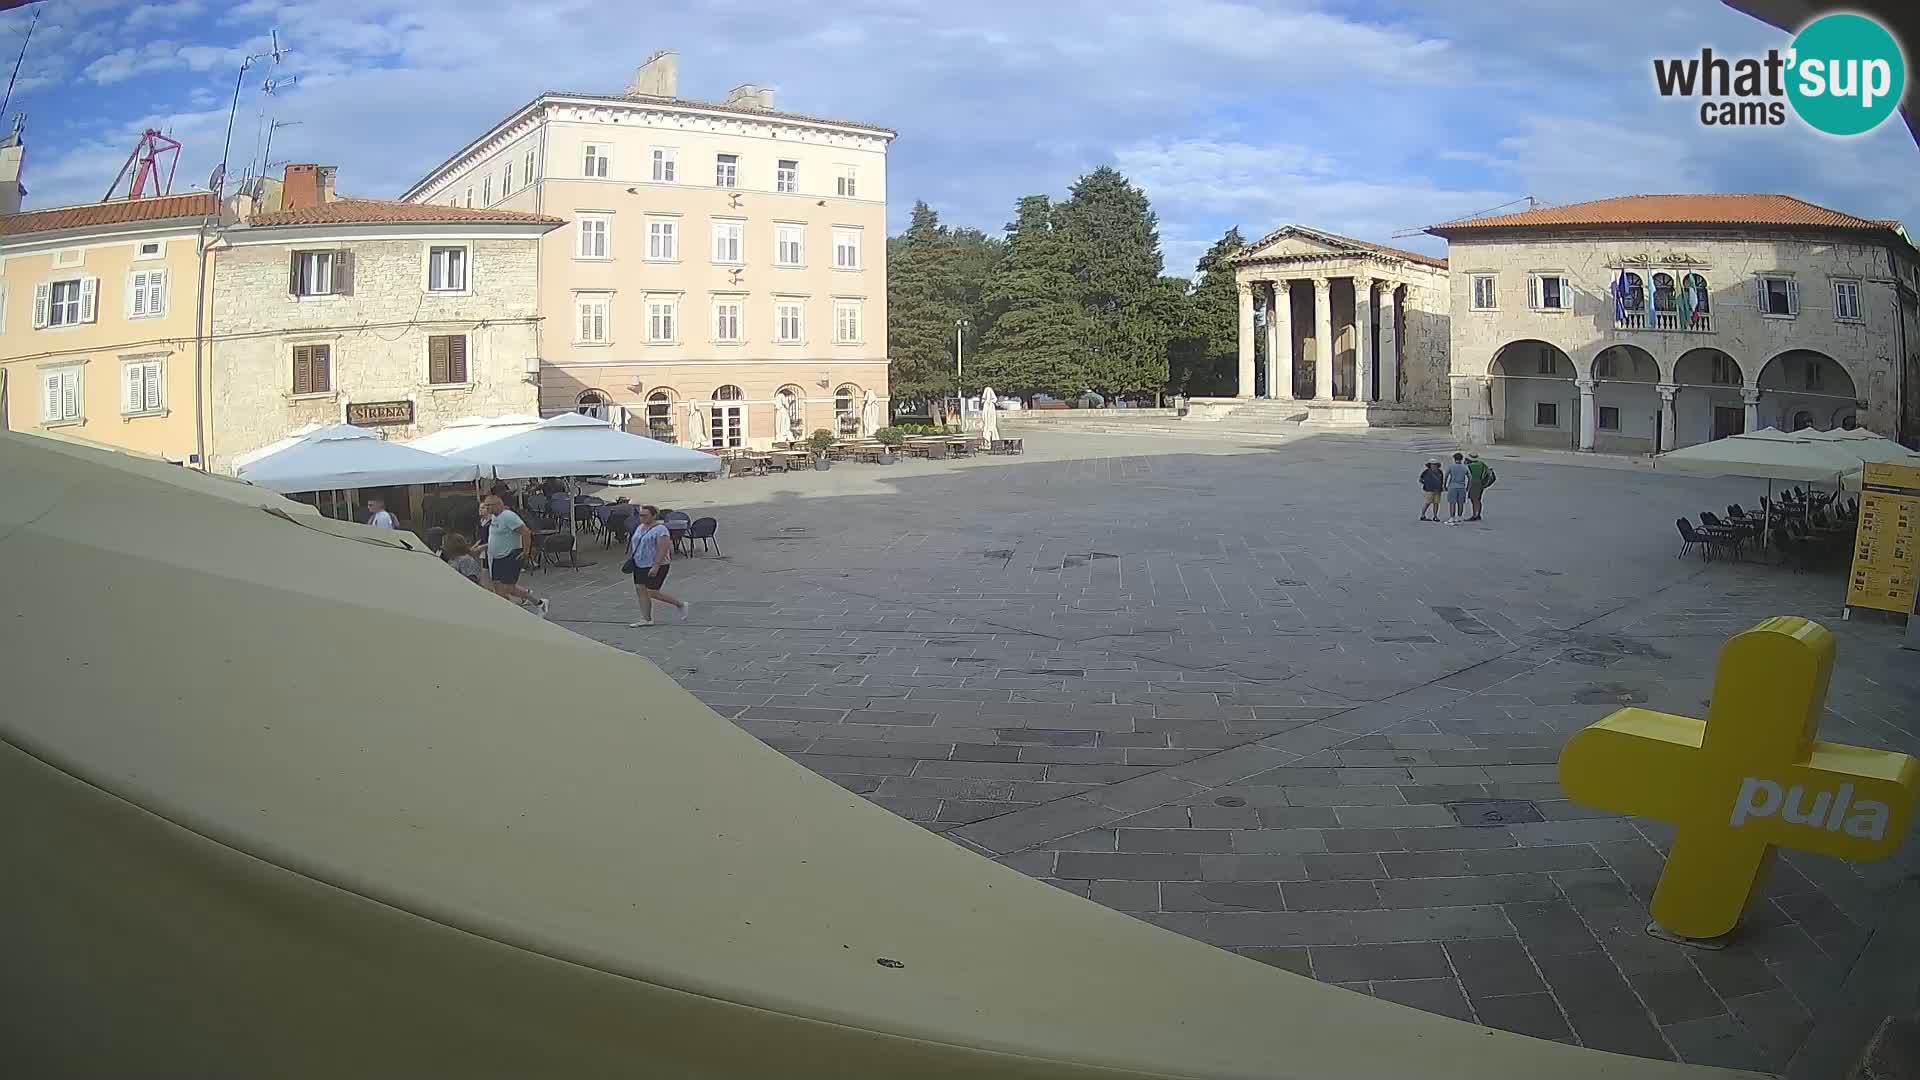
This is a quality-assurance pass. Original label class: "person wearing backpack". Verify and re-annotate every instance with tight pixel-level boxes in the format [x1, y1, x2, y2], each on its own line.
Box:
[1466, 453, 1496, 521]
[1418, 459, 1445, 522]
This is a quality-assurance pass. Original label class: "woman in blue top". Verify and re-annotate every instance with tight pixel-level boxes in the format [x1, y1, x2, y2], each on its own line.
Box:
[627, 504, 690, 628]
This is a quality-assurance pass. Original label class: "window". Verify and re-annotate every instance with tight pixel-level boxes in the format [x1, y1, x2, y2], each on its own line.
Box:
[427, 246, 468, 292]
[1618, 271, 1646, 313]
[290, 250, 350, 297]
[482, 177, 491, 205]
[465, 188, 473, 208]
[1597, 405, 1620, 432]
[135, 240, 163, 260]
[833, 299, 861, 343]
[647, 297, 677, 343]
[1535, 401, 1558, 427]
[576, 294, 609, 344]
[646, 390, 674, 436]
[776, 159, 798, 193]
[1594, 353, 1614, 379]
[1680, 272, 1709, 321]
[41, 367, 81, 423]
[1535, 349, 1558, 376]
[712, 220, 744, 264]
[775, 301, 804, 343]
[427, 334, 469, 385]
[646, 217, 678, 261]
[583, 144, 608, 178]
[1529, 273, 1568, 311]
[1712, 355, 1739, 385]
[715, 153, 738, 188]
[36, 277, 96, 328]
[776, 223, 804, 266]
[291, 344, 332, 396]
[123, 358, 164, 415]
[501, 163, 513, 197]
[523, 149, 536, 188]
[1834, 279, 1862, 321]
[711, 384, 745, 449]
[1760, 275, 1798, 317]
[127, 268, 166, 318]
[712, 299, 743, 342]
[835, 165, 857, 198]
[651, 147, 677, 183]
[1804, 359, 1825, 392]
[577, 216, 610, 259]
[832, 227, 861, 270]
[835, 384, 861, 433]
[1470, 274, 1497, 311]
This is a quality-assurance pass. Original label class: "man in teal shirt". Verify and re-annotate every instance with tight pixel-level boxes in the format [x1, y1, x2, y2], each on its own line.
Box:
[480, 494, 548, 617]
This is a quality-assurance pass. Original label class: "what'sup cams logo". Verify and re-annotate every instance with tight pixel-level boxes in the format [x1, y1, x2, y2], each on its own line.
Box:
[1653, 12, 1906, 136]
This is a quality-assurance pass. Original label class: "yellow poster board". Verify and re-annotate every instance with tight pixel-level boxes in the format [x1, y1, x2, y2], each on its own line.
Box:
[1846, 463, 1920, 614]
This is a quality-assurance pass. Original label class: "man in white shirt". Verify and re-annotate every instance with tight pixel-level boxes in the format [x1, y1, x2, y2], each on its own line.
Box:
[480, 494, 549, 618]
[365, 498, 397, 530]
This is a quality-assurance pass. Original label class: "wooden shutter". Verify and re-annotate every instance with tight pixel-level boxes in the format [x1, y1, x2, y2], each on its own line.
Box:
[79, 277, 98, 322]
[143, 362, 162, 412]
[293, 346, 313, 395]
[129, 272, 146, 317]
[43, 371, 61, 419]
[312, 345, 331, 392]
[428, 335, 450, 384]
[1527, 275, 1539, 310]
[125, 364, 145, 413]
[448, 335, 468, 383]
[150, 269, 166, 316]
[334, 251, 353, 295]
[289, 252, 303, 295]
[1785, 278, 1799, 316]
[59, 370, 78, 420]
[32, 283, 48, 328]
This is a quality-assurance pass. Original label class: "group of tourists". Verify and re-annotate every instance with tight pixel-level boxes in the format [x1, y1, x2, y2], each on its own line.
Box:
[1418, 452, 1496, 525]
[433, 492, 551, 618]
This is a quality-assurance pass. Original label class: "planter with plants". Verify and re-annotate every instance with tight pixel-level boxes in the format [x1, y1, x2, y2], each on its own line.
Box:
[874, 426, 905, 464]
[808, 428, 837, 470]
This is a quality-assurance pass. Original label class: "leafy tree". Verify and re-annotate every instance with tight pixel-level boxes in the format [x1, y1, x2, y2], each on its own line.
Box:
[1052, 167, 1173, 400]
[975, 195, 1084, 396]
[1168, 227, 1246, 396]
[886, 202, 960, 413]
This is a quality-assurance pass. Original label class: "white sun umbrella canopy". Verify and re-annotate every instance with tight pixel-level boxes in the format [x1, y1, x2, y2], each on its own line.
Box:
[233, 423, 481, 493]
[405, 413, 544, 456]
[980, 386, 1001, 444]
[446, 412, 721, 479]
[1655, 428, 1873, 484]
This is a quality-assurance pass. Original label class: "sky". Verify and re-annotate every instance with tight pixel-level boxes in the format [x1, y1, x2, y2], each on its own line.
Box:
[4, 0, 1917, 275]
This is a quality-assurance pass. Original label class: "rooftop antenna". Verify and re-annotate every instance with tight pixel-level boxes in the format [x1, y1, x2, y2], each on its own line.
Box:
[260, 118, 301, 178]
[1390, 195, 1542, 239]
[217, 28, 288, 198]
[0, 6, 38, 126]
[250, 73, 297, 181]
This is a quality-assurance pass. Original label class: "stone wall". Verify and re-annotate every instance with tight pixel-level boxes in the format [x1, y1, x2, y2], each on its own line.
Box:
[208, 236, 542, 472]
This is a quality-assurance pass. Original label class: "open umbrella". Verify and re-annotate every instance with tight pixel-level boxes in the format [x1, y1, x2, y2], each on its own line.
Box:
[233, 423, 481, 493]
[446, 412, 721, 479]
[406, 413, 544, 455]
[1, 429, 1721, 1080]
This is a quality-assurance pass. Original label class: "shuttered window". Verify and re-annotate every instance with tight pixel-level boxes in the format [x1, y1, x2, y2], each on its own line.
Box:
[123, 359, 164, 415]
[290, 251, 352, 296]
[428, 334, 469, 385]
[41, 367, 81, 422]
[36, 277, 96, 328]
[128, 269, 167, 318]
[292, 344, 332, 395]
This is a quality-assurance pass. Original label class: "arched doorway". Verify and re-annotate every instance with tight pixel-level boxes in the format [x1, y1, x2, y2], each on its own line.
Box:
[1755, 350, 1858, 432]
[575, 388, 611, 421]
[774, 385, 807, 444]
[710, 384, 745, 448]
[1672, 348, 1744, 446]
[645, 388, 677, 442]
[1590, 344, 1659, 452]
[1487, 340, 1577, 449]
[833, 383, 862, 437]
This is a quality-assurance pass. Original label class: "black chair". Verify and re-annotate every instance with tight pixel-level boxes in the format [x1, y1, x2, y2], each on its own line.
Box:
[685, 516, 720, 555]
[1772, 528, 1812, 573]
[1700, 512, 1746, 560]
[539, 531, 580, 571]
[1676, 518, 1707, 560]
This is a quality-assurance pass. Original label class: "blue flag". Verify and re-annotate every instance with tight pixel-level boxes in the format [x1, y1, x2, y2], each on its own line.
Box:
[1612, 274, 1626, 324]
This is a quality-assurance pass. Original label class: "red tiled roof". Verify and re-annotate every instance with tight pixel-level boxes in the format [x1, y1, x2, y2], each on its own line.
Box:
[1428, 194, 1896, 235]
[246, 198, 563, 228]
[1235, 224, 1448, 270]
[0, 192, 217, 238]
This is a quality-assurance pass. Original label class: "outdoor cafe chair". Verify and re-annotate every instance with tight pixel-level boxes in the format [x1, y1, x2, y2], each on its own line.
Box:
[538, 531, 581, 572]
[1675, 518, 1709, 561]
[685, 516, 720, 556]
[1699, 512, 1746, 560]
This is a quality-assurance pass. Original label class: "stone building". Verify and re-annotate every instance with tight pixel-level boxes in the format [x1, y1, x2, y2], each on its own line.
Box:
[1229, 226, 1451, 426]
[1428, 194, 1920, 453]
[208, 164, 562, 472]
[398, 51, 895, 449]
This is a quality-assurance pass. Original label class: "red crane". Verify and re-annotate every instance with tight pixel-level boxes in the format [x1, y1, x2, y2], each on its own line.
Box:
[103, 129, 181, 200]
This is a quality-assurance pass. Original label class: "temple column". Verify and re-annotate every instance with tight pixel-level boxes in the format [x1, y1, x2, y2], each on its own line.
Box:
[1269, 281, 1293, 400]
[1578, 378, 1597, 451]
[1379, 283, 1399, 403]
[1237, 282, 1256, 398]
[1313, 276, 1334, 400]
[1742, 387, 1761, 432]
[1657, 383, 1678, 452]
[1353, 276, 1375, 403]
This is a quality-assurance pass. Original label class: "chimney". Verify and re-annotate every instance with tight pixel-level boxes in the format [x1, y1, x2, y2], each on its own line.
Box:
[0, 136, 25, 217]
[724, 83, 775, 111]
[282, 164, 321, 210]
[317, 165, 336, 203]
[627, 49, 678, 98]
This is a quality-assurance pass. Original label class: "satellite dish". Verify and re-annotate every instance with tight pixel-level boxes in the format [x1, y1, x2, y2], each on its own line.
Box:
[208, 164, 225, 193]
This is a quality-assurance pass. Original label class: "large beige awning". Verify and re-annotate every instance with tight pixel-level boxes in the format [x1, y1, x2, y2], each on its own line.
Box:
[0, 431, 1749, 1078]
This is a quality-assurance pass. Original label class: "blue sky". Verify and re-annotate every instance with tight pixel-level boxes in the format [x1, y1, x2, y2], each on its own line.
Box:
[5, 0, 1916, 274]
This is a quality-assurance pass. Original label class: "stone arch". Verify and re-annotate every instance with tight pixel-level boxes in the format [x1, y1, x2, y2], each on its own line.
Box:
[709, 384, 746, 448]
[1754, 350, 1859, 432]
[1670, 348, 1746, 447]
[644, 387, 678, 440]
[1486, 340, 1578, 449]
[773, 383, 808, 443]
[574, 388, 612, 421]
[1588, 344, 1661, 452]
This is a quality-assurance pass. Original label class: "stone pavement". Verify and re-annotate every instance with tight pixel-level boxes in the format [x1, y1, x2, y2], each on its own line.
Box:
[534, 430, 1919, 1075]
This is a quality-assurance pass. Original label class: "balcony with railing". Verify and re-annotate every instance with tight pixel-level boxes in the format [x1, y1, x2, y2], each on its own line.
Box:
[1615, 309, 1713, 333]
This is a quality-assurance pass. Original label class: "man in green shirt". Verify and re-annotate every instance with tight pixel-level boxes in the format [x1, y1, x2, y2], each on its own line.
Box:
[1465, 454, 1494, 522]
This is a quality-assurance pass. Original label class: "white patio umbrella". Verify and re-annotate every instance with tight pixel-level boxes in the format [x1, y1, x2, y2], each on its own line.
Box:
[980, 386, 1001, 445]
[233, 423, 481, 493]
[445, 412, 720, 479]
[406, 413, 543, 455]
[1655, 428, 1869, 484]
[775, 393, 801, 443]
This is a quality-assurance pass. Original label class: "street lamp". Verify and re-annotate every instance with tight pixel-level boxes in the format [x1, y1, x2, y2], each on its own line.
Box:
[955, 318, 970, 382]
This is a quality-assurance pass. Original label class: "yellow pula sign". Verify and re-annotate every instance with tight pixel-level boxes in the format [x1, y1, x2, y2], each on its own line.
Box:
[1559, 617, 1918, 941]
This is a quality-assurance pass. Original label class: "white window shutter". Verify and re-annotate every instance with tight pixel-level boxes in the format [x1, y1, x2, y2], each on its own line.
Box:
[60, 371, 79, 419]
[152, 269, 167, 315]
[1758, 279, 1769, 314]
[1527, 275, 1539, 309]
[33, 283, 48, 328]
[144, 363, 162, 411]
[80, 277, 98, 322]
[43, 372, 60, 419]
[1786, 278, 1799, 315]
[125, 364, 144, 413]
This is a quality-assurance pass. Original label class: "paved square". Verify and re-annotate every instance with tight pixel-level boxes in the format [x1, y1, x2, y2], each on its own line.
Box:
[538, 429, 1919, 1074]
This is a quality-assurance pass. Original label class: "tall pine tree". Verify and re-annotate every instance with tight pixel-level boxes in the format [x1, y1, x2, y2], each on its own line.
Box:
[975, 195, 1086, 396]
[886, 202, 961, 413]
[1168, 227, 1247, 396]
[1054, 167, 1172, 399]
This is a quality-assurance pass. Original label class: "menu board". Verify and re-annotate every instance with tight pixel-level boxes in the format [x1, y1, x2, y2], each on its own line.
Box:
[1846, 463, 1920, 614]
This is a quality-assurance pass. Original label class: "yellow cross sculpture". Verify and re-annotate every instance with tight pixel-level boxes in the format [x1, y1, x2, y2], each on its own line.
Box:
[1558, 617, 1918, 941]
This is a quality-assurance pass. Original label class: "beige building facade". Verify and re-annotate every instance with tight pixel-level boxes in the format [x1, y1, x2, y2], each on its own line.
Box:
[206, 167, 560, 472]
[1230, 226, 1451, 425]
[1429, 195, 1920, 454]
[0, 192, 217, 464]
[400, 51, 895, 449]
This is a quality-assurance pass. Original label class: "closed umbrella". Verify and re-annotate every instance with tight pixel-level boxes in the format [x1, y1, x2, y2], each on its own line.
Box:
[862, 389, 883, 437]
[980, 386, 1001, 446]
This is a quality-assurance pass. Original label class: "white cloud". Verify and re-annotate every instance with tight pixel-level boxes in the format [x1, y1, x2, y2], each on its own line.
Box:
[84, 42, 186, 85]
[125, 1, 207, 33]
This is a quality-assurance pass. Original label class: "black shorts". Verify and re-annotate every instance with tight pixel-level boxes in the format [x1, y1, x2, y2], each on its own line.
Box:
[633, 564, 670, 590]
[490, 552, 524, 585]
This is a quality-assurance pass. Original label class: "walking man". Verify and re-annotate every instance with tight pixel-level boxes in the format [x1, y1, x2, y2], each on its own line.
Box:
[481, 493, 549, 617]
[627, 504, 689, 627]
[1466, 453, 1493, 522]
[365, 498, 397, 530]
[1443, 452, 1472, 526]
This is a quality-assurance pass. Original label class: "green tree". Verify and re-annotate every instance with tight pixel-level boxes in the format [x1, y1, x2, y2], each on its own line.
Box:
[1053, 167, 1173, 400]
[975, 195, 1085, 397]
[1168, 227, 1246, 397]
[887, 203, 1007, 420]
